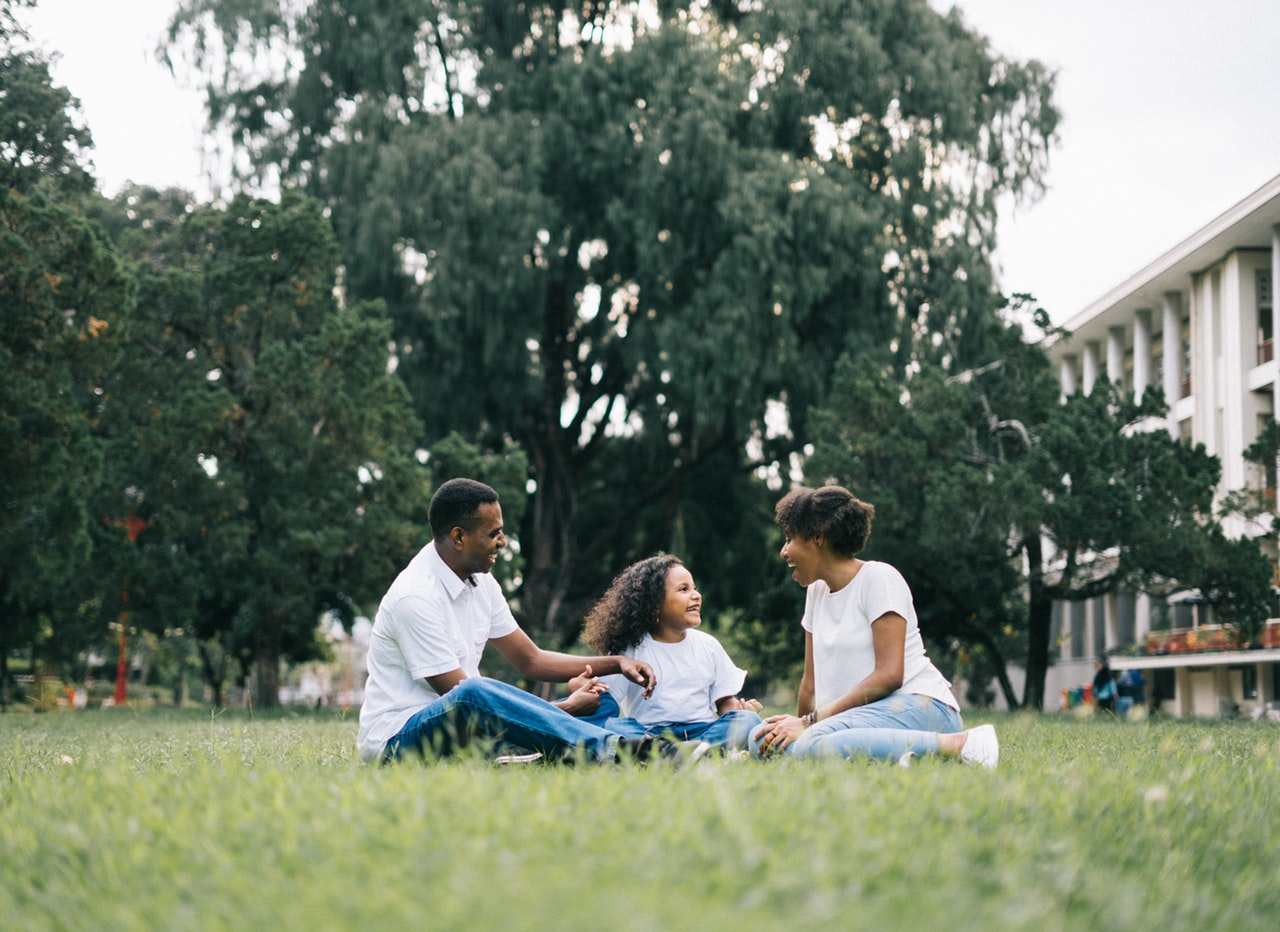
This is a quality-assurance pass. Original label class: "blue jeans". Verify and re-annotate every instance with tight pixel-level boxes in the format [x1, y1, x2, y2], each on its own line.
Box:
[383, 677, 621, 763]
[580, 692, 762, 749]
[750, 693, 963, 762]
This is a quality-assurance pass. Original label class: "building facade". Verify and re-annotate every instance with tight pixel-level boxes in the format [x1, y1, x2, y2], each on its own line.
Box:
[1040, 174, 1280, 718]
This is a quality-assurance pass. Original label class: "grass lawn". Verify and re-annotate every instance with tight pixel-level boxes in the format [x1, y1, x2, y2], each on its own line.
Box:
[3, 707, 1279, 930]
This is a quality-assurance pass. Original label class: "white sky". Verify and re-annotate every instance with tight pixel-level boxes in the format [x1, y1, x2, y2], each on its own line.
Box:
[22, 0, 1280, 322]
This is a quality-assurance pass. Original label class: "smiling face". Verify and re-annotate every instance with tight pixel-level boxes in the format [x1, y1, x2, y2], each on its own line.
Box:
[653, 564, 702, 642]
[780, 533, 825, 588]
[451, 501, 507, 580]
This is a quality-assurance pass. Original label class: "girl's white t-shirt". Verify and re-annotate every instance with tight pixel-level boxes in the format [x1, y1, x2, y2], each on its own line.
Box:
[601, 630, 746, 726]
[802, 561, 958, 711]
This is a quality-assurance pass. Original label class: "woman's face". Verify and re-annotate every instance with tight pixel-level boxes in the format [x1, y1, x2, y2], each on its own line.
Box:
[655, 565, 702, 639]
[780, 533, 824, 587]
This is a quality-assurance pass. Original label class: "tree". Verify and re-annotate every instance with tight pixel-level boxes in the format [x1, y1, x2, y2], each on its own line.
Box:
[804, 331, 1274, 710]
[1, 7, 123, 705]
[88, 189, 429, 707]
[166, 0, 1058, 643]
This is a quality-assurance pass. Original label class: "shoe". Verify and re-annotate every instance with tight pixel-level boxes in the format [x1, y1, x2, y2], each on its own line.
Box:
[960, 724, 999, 769]
[688, 741, 714, 764]
[614, 736, 704, 767]
[493, 751, 543, 764]
[897, 751, 916, 768]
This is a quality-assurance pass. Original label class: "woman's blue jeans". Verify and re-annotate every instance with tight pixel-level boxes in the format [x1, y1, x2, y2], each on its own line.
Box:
[382, 677, 620, 763]
[750, 693, 963, 762]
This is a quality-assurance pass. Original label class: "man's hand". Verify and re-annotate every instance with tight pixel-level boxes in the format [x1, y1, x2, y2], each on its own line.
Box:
[617, 657, 656, 699]
[721, 696, 763, 713]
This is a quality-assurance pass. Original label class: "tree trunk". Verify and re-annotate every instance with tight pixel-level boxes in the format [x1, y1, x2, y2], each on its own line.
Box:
[252, 615, 283, 709]
[1022, 532, 1052, 710]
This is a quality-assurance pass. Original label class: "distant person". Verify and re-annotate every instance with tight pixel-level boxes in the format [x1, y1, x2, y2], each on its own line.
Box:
[1093, 658, 1117, 714]
[356, 478, 669, 764]
[581, 553, 763, 751]
[1116, 668, 1145, 717]
[751, 485, 998, 768]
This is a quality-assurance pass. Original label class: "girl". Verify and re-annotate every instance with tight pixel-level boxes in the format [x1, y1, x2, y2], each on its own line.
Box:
[582, 554, 763, 750]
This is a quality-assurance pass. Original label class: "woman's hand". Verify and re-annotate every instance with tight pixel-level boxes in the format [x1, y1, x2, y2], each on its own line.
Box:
[757, 713, 808, 756]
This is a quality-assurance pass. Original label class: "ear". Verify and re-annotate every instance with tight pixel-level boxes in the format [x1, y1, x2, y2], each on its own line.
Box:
[449, 526, 466, 550]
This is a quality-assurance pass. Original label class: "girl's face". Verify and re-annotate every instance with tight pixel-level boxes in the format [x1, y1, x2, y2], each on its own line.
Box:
[655, 565, 702, 640]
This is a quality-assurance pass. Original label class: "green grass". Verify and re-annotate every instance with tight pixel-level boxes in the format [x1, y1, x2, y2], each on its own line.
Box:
[2, 708, 1279, 930]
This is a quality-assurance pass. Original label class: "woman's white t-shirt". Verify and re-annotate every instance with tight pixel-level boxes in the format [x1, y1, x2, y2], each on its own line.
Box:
[601, 630, 746, 726]
[802, 561, 958, 711]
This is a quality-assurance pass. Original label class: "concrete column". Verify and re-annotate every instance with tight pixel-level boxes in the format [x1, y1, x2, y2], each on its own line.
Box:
[1136, 591, 1152, 642]
[1082, 341, 1100, 395]
[1133, 309, 1152, 402]
[1107, 326, 1126, 387]
[1059, 355, 1078, 401]
[1162, 292, 1183, 436]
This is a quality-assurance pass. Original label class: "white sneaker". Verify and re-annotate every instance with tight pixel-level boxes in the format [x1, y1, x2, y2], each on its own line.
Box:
[960, 724, 999, 769]
[897, 751, 916, 768]
[688, 741, 714, 764]
[493, 751, 544, 764]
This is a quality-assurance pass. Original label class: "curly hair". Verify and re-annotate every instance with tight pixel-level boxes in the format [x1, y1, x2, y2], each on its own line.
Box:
[582, 553, 683, 654]
[774, 485, 874, 557]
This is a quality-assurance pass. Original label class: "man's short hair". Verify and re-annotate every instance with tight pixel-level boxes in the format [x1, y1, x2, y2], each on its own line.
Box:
[428, 478, 500, 541]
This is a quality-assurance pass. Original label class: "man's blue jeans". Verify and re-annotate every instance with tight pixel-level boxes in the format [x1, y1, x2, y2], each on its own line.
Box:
[750, 693, 963, 762]
[382, 677, 620, 763]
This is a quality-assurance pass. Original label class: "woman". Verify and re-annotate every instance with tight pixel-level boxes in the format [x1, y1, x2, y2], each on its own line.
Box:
[752, 485, 998, 768]
[582, 553, 763, 750]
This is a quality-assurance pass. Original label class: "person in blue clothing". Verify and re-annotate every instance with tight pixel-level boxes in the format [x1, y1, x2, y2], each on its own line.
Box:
[1093, 658, 1118, 714]
[581, 553, 763, 751]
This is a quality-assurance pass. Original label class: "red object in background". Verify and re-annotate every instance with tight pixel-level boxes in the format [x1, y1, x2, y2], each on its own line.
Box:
[107, 510, 150, 706]
[114, 588, 129, 706]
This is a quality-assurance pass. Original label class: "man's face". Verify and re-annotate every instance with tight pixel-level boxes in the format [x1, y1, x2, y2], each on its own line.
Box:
[456, 501, 507, 578]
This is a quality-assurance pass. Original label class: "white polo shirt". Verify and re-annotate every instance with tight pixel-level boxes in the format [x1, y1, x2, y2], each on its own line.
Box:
[356, 542, 518, 761]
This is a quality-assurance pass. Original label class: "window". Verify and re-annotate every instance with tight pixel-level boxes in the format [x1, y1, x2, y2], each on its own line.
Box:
[1258, 269, 1273, 365]
[1154, 668, 1176, 702]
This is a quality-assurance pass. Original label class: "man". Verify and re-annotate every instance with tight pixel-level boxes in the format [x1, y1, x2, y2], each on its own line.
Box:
[356, 477, 662, 764]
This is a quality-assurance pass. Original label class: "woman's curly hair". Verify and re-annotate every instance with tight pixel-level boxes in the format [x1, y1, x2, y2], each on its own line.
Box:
[582, 553, 683, 654]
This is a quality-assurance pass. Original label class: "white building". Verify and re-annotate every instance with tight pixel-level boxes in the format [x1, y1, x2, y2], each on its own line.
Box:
[1041, 173, 1280, 718]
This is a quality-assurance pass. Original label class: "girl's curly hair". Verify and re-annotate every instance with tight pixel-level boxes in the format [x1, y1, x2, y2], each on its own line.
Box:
[582, 553, 683, 654]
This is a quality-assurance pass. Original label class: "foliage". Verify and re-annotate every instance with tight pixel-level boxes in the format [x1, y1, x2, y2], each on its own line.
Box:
[801, 317, 1273, 709]
[0, 0, 116, 703]
[5, 709, 1280, 930]
[0, 1, 95, 198]
[85, 189, 430, 707]
[165, 0, 1060, 646]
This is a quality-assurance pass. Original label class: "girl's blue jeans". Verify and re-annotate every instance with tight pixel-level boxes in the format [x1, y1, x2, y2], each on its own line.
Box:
[579, 691, 762, 749]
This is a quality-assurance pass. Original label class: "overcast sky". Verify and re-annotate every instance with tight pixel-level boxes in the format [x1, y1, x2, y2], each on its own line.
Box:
[23, 0, 1280, 322]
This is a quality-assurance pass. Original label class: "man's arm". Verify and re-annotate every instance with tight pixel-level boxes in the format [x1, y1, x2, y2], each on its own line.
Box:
[426, 668, 466, 696]
[491, 628, 656, 697]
